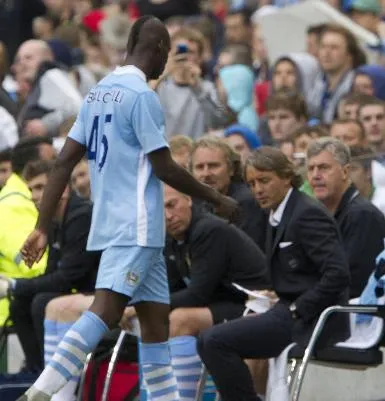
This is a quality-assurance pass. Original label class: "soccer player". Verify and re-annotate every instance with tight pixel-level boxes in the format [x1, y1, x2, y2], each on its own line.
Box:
[18, 16, 238, 401]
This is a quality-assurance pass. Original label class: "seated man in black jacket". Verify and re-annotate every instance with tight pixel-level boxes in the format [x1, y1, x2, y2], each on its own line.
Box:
[197, 147, 350, 401]
[0, 160, 100, 372]
[191, 136, 268, 251]
[307, 137, 385, 298]
[164, 184, 269, 401]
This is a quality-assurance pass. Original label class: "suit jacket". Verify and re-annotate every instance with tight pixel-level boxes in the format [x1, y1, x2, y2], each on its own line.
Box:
[267, 188, 350, 347]
[335, 184, 385, 298]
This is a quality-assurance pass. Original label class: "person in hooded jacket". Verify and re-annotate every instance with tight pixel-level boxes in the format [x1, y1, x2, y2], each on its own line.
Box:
[353, 64, 385, 101]
[218, 64, 259, 132]
[255, 52, 320, 117]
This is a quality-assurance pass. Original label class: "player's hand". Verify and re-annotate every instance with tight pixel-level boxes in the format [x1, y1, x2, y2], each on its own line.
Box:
[21, 229, 48, 268]
[119, 307, 137, 332]
[215, 195, 240, 223]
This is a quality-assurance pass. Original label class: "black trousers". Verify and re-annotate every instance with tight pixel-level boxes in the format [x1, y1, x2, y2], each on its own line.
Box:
[9, 292, 64, 372]
[197, 303, 295, 401]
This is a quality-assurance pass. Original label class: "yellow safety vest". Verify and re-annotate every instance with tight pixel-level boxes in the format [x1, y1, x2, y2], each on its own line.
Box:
[0, 174, 47, 325]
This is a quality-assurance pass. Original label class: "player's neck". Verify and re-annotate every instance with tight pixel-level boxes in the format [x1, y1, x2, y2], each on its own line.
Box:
[123, 56, 148, 81]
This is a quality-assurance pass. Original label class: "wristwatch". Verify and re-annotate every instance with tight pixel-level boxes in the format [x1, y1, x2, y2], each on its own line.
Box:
[289, 303, 298, 319]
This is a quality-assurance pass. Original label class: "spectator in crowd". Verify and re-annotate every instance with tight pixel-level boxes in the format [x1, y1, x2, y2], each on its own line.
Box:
[197, 147, 350, 401]
[100, 13, 132, 69]
[358, 96, 385, 159]
[0, 148, 12, 189]
[0, 138, 51, 325]
[47, 37, 97, 98]
[346, 0, 385, 39]
[224, 123, 261, 164]
[169, 135, 194, 170]
[350, 145, 385, 215]
[14, 39, 82, 137]
[337, 92, 370, 120]
[310, 24, 363, 123]
[224, 8, 253, 45]
[0, 159, 100, 372]
[353, 65, 385, 100]
[307, 137, 385, 297]
[292, 124, 329, 162]
[330, 119, 367, 147]
[262, 91, 308, 146]
[71, 158, 91, 200]
[191, 136, 267, 250]
[215, 43, 253, 75]
[290, 124, 328, 196]
[306, 24, 327, 59]
[32, 15, 57, 41]
[218, 63, 259, 131]
[251, 23, 269, 82]
[156, 28, 226, 139]
[255, 52, 320, 117]
[329, 115, 385, 189]
[17, 136, 57, 161]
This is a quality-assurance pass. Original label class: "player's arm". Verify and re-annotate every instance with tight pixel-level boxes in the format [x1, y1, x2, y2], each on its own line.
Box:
[148, 147, 238, 219]
[21, 138, 86, 267]
[133, 91, 238, 219]
[36, 138, 85, 234]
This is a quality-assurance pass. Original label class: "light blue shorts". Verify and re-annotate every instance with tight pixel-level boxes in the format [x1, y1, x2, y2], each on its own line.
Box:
[95, 246, 170, 305]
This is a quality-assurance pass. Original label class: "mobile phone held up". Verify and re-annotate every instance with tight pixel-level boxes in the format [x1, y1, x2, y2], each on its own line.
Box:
[176, 43, 189, 55]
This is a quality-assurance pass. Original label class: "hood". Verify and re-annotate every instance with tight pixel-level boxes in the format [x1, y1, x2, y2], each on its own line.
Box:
[219, 64, 255, 112]
[224, 123, 261, 149]
[272, 52, 321, 96]
[356, 65, 385, 100]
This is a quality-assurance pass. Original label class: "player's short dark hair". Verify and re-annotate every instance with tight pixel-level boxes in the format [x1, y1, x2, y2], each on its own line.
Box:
[23, 159, 55, 182]
[0, 148, 12, 163]
[126, 15, 155, 54]
[11, 136, 53, 175]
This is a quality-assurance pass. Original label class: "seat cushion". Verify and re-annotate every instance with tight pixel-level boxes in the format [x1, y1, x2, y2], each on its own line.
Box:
[289, 345, 383, 366]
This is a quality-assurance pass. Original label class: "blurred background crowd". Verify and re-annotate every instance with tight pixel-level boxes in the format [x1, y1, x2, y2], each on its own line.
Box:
[3, 0, 385, 398]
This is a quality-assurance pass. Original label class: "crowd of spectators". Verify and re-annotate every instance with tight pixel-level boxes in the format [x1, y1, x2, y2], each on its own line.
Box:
[2, 0, 385, 400]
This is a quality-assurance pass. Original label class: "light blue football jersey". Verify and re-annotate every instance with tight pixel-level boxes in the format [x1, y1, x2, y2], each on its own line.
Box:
[68, 65, 169, 250]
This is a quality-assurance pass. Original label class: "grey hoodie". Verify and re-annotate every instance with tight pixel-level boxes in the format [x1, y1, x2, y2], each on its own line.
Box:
[272, 52, 321, 116]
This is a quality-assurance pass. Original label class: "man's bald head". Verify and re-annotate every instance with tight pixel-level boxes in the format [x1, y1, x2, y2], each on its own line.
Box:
[125, 16, 171, 80]
[14, 39, 54, 82]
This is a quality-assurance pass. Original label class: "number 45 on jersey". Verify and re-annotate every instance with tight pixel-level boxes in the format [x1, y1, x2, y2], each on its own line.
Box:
[87, 114, 112, 171]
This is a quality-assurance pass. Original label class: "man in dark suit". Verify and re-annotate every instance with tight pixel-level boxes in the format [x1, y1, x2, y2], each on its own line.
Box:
[197, 147, 350, 401]
[307, 137, 385, 298]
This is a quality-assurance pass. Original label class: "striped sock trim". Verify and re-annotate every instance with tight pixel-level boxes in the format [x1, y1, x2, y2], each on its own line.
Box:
[143, 365, 179, 401]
